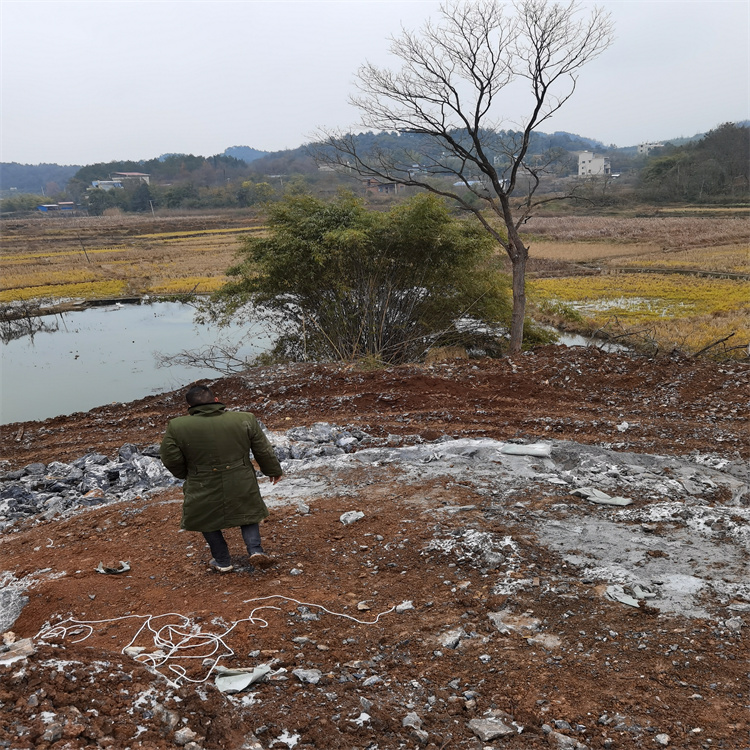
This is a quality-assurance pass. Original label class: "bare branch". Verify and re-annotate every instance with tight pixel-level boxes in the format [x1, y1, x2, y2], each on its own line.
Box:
[315, 0, 614, 352]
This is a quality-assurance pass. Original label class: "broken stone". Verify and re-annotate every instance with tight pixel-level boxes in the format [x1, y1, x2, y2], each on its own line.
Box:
[340, 510, 364, 525]
[174, 727, 198, 746]
[40, 723, 63, 743]
[654, 733, 670, 746]
[153, 703, 180, 730]
[438, 627, 466, 649]
[292, 669, 322, 684]
[488, 610, 541, 636]
[402, 712, 423, 729]
[500, 443, 552, 457]
[527, 633, 562, 650]
[239, 733, 264, 750]
[0, 637, 34, 664]
[571, 487, 632, 506]
[95, 560, 131, 574]
[547, 730, 588, 749]
[468, 715, 516, 741]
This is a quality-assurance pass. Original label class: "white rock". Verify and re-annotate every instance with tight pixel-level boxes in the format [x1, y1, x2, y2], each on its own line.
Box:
[402, 711, 423, 729]
[292, 668, 322, 684]
[340, 510, 364, 525]
[468, 717, 515, 741]
[174, 727, 198, 745]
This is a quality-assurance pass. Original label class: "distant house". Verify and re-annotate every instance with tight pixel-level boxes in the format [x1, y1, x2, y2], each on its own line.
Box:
[91, 180, 124, 191]
[364, 179, 404, 195]
[637, 142, 665, 155]
[37, 202, 76, 213]
[578, 150, 611, 177]
[111, 172, 150, 184]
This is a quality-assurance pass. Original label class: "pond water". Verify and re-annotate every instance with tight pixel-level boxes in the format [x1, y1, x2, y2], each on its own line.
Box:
[0, 301, 274, 425]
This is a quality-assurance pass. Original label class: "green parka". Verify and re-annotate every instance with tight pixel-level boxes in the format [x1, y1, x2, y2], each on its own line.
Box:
[159, 403, 282, 532]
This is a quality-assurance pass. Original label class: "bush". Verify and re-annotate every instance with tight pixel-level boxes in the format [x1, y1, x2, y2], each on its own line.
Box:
[208, 192, 520, 364]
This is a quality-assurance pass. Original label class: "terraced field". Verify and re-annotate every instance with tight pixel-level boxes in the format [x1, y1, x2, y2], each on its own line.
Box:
[0, 212, 265, 302]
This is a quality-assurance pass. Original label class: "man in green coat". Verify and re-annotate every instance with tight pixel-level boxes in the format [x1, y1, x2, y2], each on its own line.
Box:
[160, 384, 283, 573]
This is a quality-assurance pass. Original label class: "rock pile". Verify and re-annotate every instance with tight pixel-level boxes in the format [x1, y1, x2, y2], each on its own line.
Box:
[0, 423, 376, 531]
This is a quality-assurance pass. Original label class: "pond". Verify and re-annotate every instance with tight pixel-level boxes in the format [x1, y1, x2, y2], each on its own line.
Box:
[0, 301, 273, 425]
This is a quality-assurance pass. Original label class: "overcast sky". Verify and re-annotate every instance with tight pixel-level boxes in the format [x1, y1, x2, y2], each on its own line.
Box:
[1, 0, 747, 166]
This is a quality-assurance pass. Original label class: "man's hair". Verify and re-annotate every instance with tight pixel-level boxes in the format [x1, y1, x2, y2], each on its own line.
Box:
[186, 385, 216, 406]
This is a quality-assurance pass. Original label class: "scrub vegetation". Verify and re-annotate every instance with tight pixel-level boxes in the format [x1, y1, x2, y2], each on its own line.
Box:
[205, 192, 546, 365]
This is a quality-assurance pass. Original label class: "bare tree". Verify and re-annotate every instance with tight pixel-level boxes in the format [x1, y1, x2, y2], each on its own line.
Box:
[314, 0, 613, 353]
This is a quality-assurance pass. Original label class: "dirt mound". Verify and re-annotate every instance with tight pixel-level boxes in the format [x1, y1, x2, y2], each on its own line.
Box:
[1, 347, 748, 749]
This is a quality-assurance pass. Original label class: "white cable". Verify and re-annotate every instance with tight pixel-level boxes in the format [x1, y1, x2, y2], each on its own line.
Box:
[241, 595, 396, 624]
[35, 594, 395, 688]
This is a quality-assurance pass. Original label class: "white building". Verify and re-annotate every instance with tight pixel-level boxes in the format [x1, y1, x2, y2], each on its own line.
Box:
[637, 142, 665, 155]
[578, 151, 611, 177]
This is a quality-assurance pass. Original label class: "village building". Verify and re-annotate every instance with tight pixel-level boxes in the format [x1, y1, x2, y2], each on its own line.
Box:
[578, 150, 611, 177]
[637, 142, 665, 155]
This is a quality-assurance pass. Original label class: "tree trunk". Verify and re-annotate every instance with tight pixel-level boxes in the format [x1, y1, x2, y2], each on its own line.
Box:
[509, 253, 527, 355]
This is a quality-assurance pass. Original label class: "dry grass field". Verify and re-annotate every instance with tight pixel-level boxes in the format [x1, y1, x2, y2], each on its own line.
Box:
[523, 214, 749, 248]
[1, 209, 748, 358]
[523, 215, 749, 358]
[0, 211, 264, 303]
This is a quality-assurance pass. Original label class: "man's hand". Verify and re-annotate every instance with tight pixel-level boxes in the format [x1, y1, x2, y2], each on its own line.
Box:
[269, 475, 282, 485]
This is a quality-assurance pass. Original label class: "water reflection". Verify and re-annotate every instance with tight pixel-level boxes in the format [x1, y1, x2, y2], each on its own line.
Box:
[0, 301, 273, 425]
[0, 303, 61, 344]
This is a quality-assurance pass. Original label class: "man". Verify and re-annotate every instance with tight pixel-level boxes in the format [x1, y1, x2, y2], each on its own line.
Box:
[160, 384, 282, 573]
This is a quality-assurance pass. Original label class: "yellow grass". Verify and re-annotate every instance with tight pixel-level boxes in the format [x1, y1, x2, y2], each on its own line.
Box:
[149, 277, 227, 294]
[0, 267, 104, 291]
[657, 207, 750, 214]
[647, 310, 750, 355]
[0, 280, 127, 303]
[623, 245, 750, 274]
[530, 274, 750, 358]
[0, 215, 253, 303]
[0, 245, 133, 262]
[136, 226, 264, 239]
[530, 274, 749, 319]
[2, 213, 748, 360]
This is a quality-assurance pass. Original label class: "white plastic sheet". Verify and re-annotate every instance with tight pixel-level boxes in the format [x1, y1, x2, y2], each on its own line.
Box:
[214, 663, 273, 693]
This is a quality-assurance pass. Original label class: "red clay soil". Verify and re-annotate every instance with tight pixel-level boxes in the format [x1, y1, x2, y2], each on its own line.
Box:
[0, 346, 748, 750]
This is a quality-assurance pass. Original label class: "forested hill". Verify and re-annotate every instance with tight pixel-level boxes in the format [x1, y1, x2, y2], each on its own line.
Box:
[0, 129, 605, 194]
[0, 162, 81, 194]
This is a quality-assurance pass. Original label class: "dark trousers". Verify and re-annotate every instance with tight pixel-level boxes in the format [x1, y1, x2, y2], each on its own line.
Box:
[202, 524, 263, 567]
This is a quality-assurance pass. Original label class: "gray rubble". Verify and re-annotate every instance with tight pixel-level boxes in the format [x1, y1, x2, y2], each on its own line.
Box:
[1, 426, 748, 631]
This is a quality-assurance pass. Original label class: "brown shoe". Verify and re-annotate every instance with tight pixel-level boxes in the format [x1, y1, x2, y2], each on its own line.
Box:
[250, 553, 275, 569]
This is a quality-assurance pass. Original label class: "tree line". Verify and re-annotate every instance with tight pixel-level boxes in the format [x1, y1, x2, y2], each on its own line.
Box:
[2, 123, 746, 217]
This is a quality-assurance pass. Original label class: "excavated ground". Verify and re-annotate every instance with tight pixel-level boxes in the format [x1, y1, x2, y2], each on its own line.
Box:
[0, 346, 748, 750]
